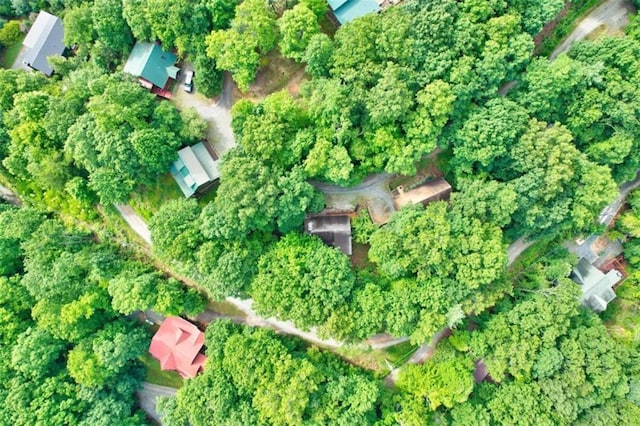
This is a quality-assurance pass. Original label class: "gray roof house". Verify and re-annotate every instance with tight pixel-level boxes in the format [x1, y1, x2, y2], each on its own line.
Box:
[570, 257, 622, 312]
[22, 11, 65, 76]
[304, 214, 353, 255]
[170, 142, 220, 198]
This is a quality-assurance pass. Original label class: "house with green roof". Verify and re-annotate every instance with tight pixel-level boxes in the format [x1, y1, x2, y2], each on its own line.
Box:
[170, 141, 220, 198]
[328, 0, 381, 25]
[123, 42, 180, 98]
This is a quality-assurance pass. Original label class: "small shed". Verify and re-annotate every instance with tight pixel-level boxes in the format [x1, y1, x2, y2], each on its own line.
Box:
[148, 316, 207, 378]
[328, 0, 381, 25]
[392, 177, 452, 211]
[170, 141, 220, 198]
[22, 11, 65, 76]
[570, 257, 622, 312]
[123, 42, 179, 97]
[304, 214, 353, 255]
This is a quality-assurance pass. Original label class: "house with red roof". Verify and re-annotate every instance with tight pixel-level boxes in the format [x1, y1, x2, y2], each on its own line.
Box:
[148, 316, 207, 378]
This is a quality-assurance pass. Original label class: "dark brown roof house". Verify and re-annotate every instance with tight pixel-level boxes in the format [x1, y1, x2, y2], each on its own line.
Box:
[392, 177, 452, 211]
[304, 214, 353, 256]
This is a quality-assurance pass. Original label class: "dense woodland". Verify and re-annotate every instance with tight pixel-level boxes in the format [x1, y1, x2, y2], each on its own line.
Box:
[1, 0, 640, 424]
[0, 205, 205, 424]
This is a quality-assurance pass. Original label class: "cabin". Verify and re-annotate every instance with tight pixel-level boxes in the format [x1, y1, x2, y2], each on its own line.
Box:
[148, 317, 207, 378]
[22, 11, 65, 76]
[123, 41, 179, 99]
[392, 177, 452, 211]
[304, 214, 353, 255]
[170, 141, 220, 198]
[328, 0, 381, 25]
[570, 257, 622, 312]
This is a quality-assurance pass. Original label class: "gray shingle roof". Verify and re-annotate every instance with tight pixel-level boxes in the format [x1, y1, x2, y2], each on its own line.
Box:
[23, 11, 65, 76]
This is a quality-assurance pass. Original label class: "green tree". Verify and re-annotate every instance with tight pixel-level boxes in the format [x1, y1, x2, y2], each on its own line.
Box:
[206, 0, 278, 91]
[251, 233, 356, 329]
[92, 0, 134, 53]
[278, 3, 320, 61]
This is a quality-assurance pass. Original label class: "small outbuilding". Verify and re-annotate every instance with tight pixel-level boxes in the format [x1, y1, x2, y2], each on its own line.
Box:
[328, 0, 381, 25]
[392, 177, 452, 211]
[570, 257, 622, 312]
[123, 41, 180, 98]
[22, 11, 65, 76]
[170, 141, 220, 198]
[304, 214, 353, 255]
[148, 316, 207, 378]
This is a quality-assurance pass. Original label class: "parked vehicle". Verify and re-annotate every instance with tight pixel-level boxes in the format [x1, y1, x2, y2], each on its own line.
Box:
[184, 70, 194, 93]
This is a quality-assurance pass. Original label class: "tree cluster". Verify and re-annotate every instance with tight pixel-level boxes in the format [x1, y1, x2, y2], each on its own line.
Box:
[0, 65, 207, 211]
[157, 320, 388, 426]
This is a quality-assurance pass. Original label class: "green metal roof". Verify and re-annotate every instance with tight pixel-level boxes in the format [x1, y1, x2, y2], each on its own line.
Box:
[123, 42, 178, 88]
[329, 0, 380, 25]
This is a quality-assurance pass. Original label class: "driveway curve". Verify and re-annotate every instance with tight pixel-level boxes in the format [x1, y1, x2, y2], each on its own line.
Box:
[550, 0, 636, 59]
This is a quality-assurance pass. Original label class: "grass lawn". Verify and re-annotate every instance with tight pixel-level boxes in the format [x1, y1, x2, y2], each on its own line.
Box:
[383, 340, 419, 367]
[334, 340, 419, 377]
[350, 242, 373, 270]
[139, 353, 184, 389]
[0, 32, 25, 69]
[602, 280, 640, 347]
[129, 173, 184, 221]
[207, 300, 248, 318]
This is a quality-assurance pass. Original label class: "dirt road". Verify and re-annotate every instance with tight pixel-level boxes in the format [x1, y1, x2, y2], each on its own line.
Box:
[171, 68, 236, 157]
[550, 0, 635, 59]
[136, 382, 177, 424]
[114, 204, 151, 244]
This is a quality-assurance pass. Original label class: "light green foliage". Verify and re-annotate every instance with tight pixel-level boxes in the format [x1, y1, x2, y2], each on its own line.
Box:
[159, 321, 385, 425]
[460, 278, 636, 425]
[397, 343, 475, 411]
[201, 152, 322, 239]
[63, 5, 95, 48]
[510, 120, 617, 238]
[0, 211, 155, 424]
[67, 319, 148, 387]
[233, 91, 310, 168]
[0, 20, 20, 46]
[303, 33, 333, 78]
[10, 328, 67, 380]
[368, 202, 507, 342]
[252, 233, 356, 329]
[206, 0, 278, 91]
[452, 97, 529, 177]
[278, 3, 320, 61]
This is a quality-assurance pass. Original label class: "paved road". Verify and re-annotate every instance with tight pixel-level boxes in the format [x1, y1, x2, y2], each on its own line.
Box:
[114, 204, 151, 244]
[550, 0, 635, 59]
[136, 382, 177, 425]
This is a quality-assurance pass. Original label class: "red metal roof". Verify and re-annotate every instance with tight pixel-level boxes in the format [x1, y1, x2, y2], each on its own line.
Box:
[149, 316, 207, 378]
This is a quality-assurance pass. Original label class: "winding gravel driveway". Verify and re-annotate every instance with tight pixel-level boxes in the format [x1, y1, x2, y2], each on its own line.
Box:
[136, 382, 177, 425]
[550, 0, 635, 59]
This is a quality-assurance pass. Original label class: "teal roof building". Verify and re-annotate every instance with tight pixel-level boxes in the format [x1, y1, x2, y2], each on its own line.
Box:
[123, 42, 179, 89]
[170, 142, 220, 198]
[328, 0, 380, 25]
